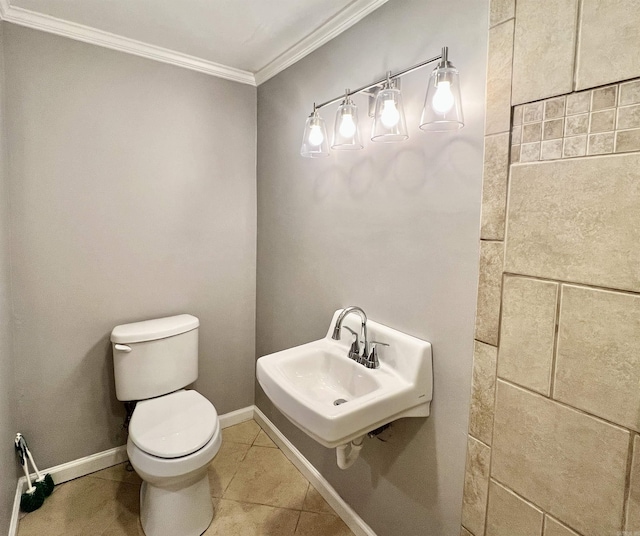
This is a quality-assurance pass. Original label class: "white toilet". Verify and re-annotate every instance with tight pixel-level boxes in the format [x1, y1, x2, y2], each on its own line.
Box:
[111, 314, 221, 536]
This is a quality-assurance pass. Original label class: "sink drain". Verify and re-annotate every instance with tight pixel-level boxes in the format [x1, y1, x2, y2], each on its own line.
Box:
[333, 398, 348, 406]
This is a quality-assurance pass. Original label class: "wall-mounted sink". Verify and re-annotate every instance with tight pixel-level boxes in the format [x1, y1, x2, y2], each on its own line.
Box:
[257, 309, 433, 448]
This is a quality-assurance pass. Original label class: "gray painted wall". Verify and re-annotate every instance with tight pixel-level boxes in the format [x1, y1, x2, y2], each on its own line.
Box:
[4, 24, 257, 469]
[255, 1, 488, 535]
[0, 22, 17, 534]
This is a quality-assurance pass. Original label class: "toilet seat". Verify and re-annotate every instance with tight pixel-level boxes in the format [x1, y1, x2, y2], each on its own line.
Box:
[129, 390, 218, 458]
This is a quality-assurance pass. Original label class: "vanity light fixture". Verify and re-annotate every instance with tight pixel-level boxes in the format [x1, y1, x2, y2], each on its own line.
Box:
[300, 47, 464, 157]
[332, 90, 363, 150]
[371, 75, 408, 142]
[300, 105, 330, 158]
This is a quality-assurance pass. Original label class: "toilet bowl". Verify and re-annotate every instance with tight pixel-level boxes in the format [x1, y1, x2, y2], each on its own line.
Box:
[111, 314, 220, 536]
[127, 390, 221, 536]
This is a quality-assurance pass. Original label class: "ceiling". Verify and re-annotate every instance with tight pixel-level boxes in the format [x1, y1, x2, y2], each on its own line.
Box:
[0, 0, 388, 85]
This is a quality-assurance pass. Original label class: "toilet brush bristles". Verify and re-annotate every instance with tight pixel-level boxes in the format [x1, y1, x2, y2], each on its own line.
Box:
[20, 485, 45, 513]
[34, 473, 55, 497]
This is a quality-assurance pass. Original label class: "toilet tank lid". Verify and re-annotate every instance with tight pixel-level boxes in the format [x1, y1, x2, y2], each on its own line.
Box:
[111, 314, 199, 344]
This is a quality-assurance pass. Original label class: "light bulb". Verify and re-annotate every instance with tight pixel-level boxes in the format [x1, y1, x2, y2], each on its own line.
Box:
[380, 98, 400, 128]
[308, 124, 324, 147]
[339, 113, 357, 138]
[432, 80, 455, 114]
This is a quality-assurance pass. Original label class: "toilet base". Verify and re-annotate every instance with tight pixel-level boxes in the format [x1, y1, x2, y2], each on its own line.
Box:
[140, 469, 213, 536]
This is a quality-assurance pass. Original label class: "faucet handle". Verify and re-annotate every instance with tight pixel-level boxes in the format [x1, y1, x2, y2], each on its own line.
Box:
[341, 326, 360, 357]
[364, 341, 389, 369]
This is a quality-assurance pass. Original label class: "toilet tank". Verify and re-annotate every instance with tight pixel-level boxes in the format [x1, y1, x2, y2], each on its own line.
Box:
[111, 314, 200, 401]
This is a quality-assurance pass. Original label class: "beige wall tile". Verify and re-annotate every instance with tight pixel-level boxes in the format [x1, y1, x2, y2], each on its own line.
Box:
[587, 132, 614, 155]
[522, 122, 542, 143]
[626, 435, 640, 531]
[544, 97, 566, 120]
[510, 145, 521, 163]
[577, 0, 640, 90]
[486, 480, 544, 536]
[511, 124, 522, 145]
[486, 20, 515, 135]
[475, 241, 504, 346]
[520, 142, 541, 162]
[462, 436, 491, 536]
[615, 129, 640, 153]
[469, 341, 498, 445]
[566, 92, 590, 115]
[620, 80, 640, 106]
[591, 85, 618, 111]
[498, 276, 558, 395]
[544, 517, 580, 536]
[490, 0, 515, 27]
[543, 119, 564, 140]
[512, 0, 578, 105]
[589, 109, 615, 133]
[541, 139, 563, 160]
[524, 102, 544, 123]
[513, 105, 524, 125]
[555, 285, 640, 431]
[505, 154, 640, 292]
[564, 114, 588, 136]
[481, 133, 510, 240]
[461, 527, 474, 536]
[492, 381, 629, 536]
[562, 135, 586, 157]
[617, 104, 640, 130]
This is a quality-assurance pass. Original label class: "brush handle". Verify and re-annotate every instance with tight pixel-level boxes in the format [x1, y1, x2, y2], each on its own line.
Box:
[17, 434, 44, 480]
[15, 434, 36, 492]
[24, 443, 44, 480]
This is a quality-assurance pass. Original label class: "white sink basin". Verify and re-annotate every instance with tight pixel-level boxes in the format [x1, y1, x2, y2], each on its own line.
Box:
[257, 310, 433, 448]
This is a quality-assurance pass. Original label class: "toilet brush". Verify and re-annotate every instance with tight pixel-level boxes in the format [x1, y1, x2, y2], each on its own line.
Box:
[14, 434, 45, 512]
[17, 434, 55, 496]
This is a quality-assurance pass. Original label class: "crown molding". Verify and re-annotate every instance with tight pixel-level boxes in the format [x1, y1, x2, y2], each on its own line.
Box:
[0, 0, 388, 86]
[254, 0, 389, 85]
[0, 1, 256, 86]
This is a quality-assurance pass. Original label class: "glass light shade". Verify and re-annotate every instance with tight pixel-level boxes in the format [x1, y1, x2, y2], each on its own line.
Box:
[420, 65, 464, 131]
[300, 111, 330, 158]
[332, 100, 363, 150]
[371, 87, 408, 142]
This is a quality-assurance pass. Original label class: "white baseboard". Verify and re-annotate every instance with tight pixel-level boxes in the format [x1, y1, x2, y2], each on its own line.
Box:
[8, 480, 21, 536]
[218, 405, 255, 429]
[253, 406, 377, 536]
[10, 405, 376, 536]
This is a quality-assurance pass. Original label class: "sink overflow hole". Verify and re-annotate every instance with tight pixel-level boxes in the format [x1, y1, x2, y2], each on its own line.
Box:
[333, 398, 348, 406]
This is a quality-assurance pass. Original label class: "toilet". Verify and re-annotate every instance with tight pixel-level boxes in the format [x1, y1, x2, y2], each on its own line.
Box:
[111, 314, 221, 536]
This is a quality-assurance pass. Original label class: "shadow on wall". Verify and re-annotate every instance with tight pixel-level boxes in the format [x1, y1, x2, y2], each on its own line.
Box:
[79, 336, 126, 447]
[311, 136, 479, 203]
[319, 416, 439, 522]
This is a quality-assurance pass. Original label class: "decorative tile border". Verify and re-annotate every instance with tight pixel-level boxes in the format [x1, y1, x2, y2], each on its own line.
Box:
[511, 78, 640, 163]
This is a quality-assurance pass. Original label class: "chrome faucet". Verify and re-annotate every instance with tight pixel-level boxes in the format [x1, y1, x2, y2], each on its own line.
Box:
[331, 306, 370, 364]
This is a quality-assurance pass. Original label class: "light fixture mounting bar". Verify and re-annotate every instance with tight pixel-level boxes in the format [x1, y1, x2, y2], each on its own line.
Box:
[314, 48, 447, 110]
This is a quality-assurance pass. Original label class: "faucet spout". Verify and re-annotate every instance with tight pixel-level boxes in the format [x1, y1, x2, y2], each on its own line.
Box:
[331, 306, 369, 359]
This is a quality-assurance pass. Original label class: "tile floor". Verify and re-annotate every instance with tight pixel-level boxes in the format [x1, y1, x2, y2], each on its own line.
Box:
[17, 420, 355, 536]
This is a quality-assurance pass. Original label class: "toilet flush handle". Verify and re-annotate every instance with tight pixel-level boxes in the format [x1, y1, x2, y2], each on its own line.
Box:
[114, 344, 132, 353]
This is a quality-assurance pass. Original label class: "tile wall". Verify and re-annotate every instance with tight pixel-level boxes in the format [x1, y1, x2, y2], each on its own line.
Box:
[511, 80, 640, 163]
[463, 1, 640, 535]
